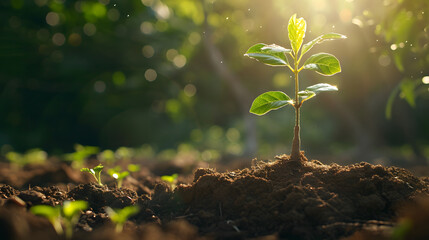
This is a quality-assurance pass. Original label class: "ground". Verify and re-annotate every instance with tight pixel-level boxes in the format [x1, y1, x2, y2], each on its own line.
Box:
[0, 152, 428, 240]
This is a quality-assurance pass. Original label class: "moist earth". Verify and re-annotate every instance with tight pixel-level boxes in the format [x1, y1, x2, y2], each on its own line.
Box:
[0, 153, 428, 240]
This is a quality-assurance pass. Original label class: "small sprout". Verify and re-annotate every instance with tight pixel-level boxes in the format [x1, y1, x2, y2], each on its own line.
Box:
[81, 164, 104, 186]
[161, 173, 178, 189]
[106, 205, 140, 233]
[99, 149, 116, 166]
[65, 144, 99, 169]
[30, 205, 63, 235]
[5, 148, 47, 169]
[127, 163, 140, 172]
[30, 200, 88, 239]
[108, 166, 130, 188]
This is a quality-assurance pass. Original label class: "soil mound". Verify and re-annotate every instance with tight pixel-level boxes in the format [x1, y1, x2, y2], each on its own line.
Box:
[170, 153, 429, 239]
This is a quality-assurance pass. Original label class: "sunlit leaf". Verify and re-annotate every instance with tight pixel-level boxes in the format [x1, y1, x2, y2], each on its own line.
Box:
[288, 14, 306, 55]
[250, 91, 292, 115]
[301, 33, 347, 56]
[303, 53, 341, 76]
[244, 43, 290, 66]
[306, 83, 338, 93]
[399, 79, 416, 107]
[298, 90, 316, 102]
[62, 200, 88, 219]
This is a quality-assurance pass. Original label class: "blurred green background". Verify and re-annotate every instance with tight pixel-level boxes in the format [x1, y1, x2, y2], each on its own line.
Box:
[1, 0, 428, 165]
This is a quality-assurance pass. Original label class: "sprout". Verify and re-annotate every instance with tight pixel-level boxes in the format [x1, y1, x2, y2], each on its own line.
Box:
[81, 164, 104, 186]
[161, 173, 178, 189]
[30, 200, 88, 239]
[244, 14, 346, 161]
[65, 144, 99, 169]
[107, 166, 130, 188]
[106, 205, 139, 233]
[127, 163, 140, 172]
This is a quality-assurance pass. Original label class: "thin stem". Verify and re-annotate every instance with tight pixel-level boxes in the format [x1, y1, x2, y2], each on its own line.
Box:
[290, 52, 301, 160]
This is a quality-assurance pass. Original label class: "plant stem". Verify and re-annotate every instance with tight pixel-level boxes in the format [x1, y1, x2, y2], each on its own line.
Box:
[290, 55, 301, 160]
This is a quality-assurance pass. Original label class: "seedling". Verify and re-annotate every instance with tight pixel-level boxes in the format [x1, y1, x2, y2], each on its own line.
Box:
[245, 14, 346, 160]
[30, 200, 88, 239]
[99, 149, 116, 166]
[161, 173, 178, 189]
[105, 205, 139, 233]
[127, 163, 140, 172]
[5, 148, 47, 169]
[81, 164, 104, 186]
[65, 144, 99, 169]
[108, 166, 130, 188]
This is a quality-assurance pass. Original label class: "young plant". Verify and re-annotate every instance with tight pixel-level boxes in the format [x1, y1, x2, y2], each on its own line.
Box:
[127, 163, 140, 172]
[30, 200, 88, 239]
[108, 166, 130, 188]
[244, 14, 346, 160]
[161, 173, 178, 189]
[80, 164, 104, 186]
[105, 205, 140, 233]
[65, 144, 99, 169]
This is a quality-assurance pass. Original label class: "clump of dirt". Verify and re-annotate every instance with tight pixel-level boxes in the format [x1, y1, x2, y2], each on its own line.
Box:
[162, 153, 429, 239]
[68, 183, 138, 211]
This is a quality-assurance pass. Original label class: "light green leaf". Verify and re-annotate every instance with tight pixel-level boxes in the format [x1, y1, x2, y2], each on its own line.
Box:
[303, 53, 341, 76]
[301, 33, 347, 56]
[399, 79, 416, 107]
[306, 83, 338, 93]
[250, 91, 292, 115]
[244, 43, 290, 66]
[288, 14, 306, 55]
[31, 205, 60, 218]
[62, 200, 88, 219]
[298, 90, 316, 102]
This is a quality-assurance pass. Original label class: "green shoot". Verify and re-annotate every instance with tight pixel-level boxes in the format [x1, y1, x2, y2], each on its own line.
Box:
[105, 205, 139, 233]
[244, 14, 346, 160]
[65, 144, 99, 169]
[99, 149, 116, 166]
[161, 173, 178, 189]
[30, 205, 63, 235]
[127, 163, 140, 172]
[80, 164, 104, 186]
[30, 200, 88, 239]
[5, 148, 47, 169]
[107, 166, 130, 188]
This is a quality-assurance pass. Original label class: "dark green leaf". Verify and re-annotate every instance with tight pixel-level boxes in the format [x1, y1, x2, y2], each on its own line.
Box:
[301, 33, 347, 56]
[249, 91, 292, 115]
[244, 43, 290, 66]
[303, 53, 341, 76]
[288, 14, 306, 55]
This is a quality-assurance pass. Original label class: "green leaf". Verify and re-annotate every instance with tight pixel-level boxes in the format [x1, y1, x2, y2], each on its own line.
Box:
[301, 33, 347, 56]
[31, 205, 60, 218]
[62, 200, 88, 219]
[249, 91, 292, 115]
[298, 83, 338, 103]
[306, 83, 338, 93]
[399, 79, 416, 107]
[288, 14, 306, 55]
[298, 90, 316, 101]
[106, 206, 140, 224]
[244, 43, 290, 66]
[93, 164, 104, 173]
[303, 53, 341, 76]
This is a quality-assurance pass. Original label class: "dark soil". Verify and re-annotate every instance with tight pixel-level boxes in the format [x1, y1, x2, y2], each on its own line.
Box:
[1, 153, 428, 240]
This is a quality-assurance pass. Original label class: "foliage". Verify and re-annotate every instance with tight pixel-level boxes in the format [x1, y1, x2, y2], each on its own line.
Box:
[65, 144, 99, 169]
[30, 200, 88, 239]
[107, 166, 129, 188]
[105, 205, 140, 233]
[161, 173, 178, 189]
[5, 148, 47, 168]
[245, 14, 345, 158]
[80, 164, 104, 186]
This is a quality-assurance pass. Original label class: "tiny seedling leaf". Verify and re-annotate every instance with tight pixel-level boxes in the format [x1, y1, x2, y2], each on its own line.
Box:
[250, 91, 292, 115]
[93, 164, 104, 173]
[301, 33, 346, 56]
[62, 200, 88, 219]
[161, 173, 178, 183]
[303, 53, 341, 76]
[244, 43, 290, 66]
[298, 90, 316, 102]
[288, 14, 307, 55]
[107, 206, 140, 224]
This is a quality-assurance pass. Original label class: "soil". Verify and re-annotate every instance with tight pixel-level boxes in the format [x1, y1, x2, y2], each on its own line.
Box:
[0, 152, 428, 240]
